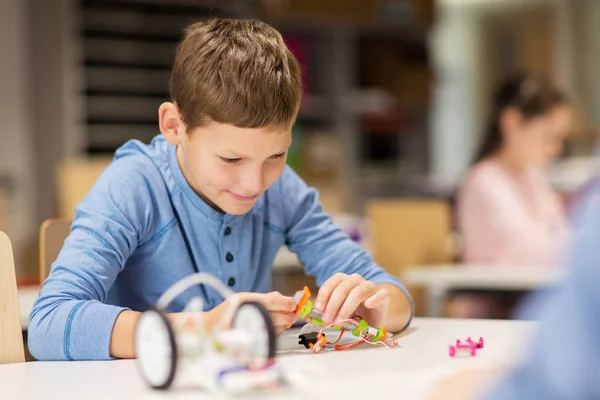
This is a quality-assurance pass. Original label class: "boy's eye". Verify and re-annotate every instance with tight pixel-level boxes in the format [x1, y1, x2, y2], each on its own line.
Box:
[270, 152, 285, 160]
[220, 157, 241, 164]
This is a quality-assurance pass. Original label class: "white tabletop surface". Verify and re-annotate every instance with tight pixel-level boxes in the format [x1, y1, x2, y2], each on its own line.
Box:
[404, 264, 565, 291]
[2, 317, 534, 399]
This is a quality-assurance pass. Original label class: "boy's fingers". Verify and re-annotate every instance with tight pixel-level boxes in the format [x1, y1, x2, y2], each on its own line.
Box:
[269, 311, 297, 328]
[232, 292, 261, 303]
[234, 292, 294, 312]
[314, 273, 346, 312]
[336, 281, 377, 321]
[264, 292, 296, 312]
[364, 288, 389, 309]
[322, 275, 363, 324]
[275, 325, 289, 336]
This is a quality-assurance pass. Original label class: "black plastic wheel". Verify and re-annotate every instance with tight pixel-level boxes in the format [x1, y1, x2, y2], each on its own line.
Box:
[135, 306, 178, 390]
[232, 301, 276, 364]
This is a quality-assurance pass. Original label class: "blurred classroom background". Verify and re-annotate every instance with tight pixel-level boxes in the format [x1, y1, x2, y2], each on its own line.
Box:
[2, 0, 599, 318]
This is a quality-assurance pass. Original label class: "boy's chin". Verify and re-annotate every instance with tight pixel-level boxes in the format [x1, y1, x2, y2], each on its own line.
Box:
[220, 200, 256, 215]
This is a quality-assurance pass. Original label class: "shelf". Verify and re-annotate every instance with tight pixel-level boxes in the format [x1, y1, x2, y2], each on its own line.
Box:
[361, 111, 411, 134]
[268, 17, 428, 44]
[298, 95, 336, 121]
[81, 0, 227, 17]
[87, 118, 157, 125]
[83, 29, 182, 43]
[86, 146, 124, 154]
[357, 23, 428, 46]
[84, 60, 172, 71]
[85, 89, 169, 98]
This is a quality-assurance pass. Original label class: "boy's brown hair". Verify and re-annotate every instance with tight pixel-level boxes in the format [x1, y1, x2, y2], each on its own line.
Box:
[171, 18, 302, 132]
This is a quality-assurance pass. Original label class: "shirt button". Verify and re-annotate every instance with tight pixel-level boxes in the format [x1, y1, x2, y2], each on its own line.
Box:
[226, 252, 234, 263]
[228, 277, 236, 287]
[224, 227, 232, 236]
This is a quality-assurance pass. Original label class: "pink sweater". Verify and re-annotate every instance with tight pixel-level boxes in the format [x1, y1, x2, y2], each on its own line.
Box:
[457, 160, 568, 267]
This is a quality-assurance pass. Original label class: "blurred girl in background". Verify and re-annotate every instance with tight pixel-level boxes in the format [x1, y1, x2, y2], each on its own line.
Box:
[454, 71, 573, 318]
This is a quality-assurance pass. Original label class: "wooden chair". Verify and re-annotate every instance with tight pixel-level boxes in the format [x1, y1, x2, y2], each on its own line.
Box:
[0, 188, 5, 232]
[39, 219, 72, 284]
[57, 158, 111, 219]
[0, 231, 25, 364]
[365, 199, 454, 316]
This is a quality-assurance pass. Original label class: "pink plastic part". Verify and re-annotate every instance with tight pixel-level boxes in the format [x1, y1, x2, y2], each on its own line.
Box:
[449, 337, 484, 357]
[465, 337, 484, 349]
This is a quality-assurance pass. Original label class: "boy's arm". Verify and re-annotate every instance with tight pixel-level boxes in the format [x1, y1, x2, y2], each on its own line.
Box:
[110, 311, 141, 359]
[110, 291, 297, 358]
[378, 283, 413, 332]
[110, 310, 219, 358]
[280, 167, 414, 332]
[28, 159, 156, 361]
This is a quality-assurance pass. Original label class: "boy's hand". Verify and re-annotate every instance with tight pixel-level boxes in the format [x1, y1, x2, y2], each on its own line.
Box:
[313, 273, 389, 327]
[208, 291, 297, 336]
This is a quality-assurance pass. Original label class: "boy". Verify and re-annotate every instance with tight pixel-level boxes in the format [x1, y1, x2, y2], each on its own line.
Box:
[29, 18, 413, 361]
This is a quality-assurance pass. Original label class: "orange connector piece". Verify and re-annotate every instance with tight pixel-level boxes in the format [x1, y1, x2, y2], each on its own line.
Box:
[309, 334, 329, 353]
[292, 286, 311, 315]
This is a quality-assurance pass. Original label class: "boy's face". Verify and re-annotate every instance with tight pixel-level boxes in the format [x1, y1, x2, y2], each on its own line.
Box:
[176, 121, 292, 215]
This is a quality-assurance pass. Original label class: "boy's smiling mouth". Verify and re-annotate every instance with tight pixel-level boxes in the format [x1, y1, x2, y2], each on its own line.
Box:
[227, 190, 259, 201]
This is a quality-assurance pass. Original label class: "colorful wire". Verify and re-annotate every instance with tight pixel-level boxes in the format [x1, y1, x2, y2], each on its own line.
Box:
[312, 317, 398, 352]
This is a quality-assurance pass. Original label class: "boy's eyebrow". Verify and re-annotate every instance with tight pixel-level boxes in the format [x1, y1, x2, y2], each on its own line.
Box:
[218, 147, 290, 158]
[218, 149, 245, 158]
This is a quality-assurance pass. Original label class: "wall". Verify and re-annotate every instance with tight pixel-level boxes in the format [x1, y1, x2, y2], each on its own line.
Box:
[30, 0, 82, 225]
[429, 4, 484, 179]
[0, 0, 78, 276]
[0, 0, 37, 276]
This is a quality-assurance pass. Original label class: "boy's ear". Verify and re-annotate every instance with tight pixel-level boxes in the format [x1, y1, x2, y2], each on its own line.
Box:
[159, 102, 184, 145]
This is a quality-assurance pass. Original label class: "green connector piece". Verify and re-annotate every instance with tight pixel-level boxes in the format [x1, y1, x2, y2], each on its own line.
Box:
[352, 319, 368, 337]
[299, 300, 313, 318]
[372, 327, 385, 342]
[308, 316, 344, 331]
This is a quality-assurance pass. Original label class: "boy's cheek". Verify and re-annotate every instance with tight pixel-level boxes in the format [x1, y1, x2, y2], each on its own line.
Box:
[265, 165, 286, 187]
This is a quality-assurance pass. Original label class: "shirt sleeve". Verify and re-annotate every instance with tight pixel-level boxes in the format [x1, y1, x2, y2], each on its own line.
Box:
[482, 196, 600, 399]
[280, 167, 414, 329]
[28, 157, 155, 361]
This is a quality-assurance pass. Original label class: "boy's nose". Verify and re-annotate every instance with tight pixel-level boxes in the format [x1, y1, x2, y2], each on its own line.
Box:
[239, 169, 264, 194]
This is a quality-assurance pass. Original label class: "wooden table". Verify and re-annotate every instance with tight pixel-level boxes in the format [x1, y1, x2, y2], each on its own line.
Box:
[404, 264, 565, 317]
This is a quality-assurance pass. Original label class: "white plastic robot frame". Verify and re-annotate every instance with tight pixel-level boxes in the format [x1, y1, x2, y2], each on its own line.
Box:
[135, 273, 281, 393]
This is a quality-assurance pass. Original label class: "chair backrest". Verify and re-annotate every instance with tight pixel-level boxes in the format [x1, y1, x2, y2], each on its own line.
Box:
[57, 158, 111, 219]
[365, 199, 453, 316]
[0, 188, 5, 232]
[0, 231, 25, 364]
[39, 219, 72, 284]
